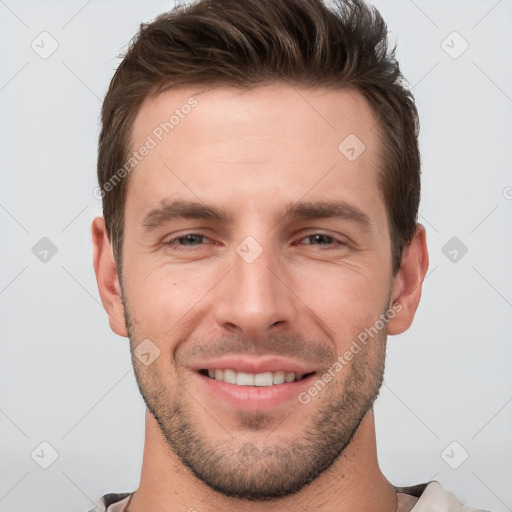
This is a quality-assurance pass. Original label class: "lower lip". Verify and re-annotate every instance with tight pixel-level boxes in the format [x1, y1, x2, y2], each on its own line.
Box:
[195, 372, 316, 410]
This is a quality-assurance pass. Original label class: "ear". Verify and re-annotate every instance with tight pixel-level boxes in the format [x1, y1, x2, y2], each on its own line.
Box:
[387, 223, 429, 335]
[91, 216, 128, 337]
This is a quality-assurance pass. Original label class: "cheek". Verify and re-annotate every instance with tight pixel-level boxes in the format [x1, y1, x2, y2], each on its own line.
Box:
[123, 261, 222, 335]
[291, 262, 389, 346]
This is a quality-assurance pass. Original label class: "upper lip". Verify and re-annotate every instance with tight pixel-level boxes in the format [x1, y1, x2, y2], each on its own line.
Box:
[190, 356, 317, 375]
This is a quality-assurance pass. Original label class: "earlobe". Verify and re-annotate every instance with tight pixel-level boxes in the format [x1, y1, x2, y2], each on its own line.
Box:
[387, 224, 429, 336]
[91, 216, 128, 337]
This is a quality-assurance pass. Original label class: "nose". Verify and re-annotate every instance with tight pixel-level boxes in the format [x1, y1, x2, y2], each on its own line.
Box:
[212, 241, 299, 339]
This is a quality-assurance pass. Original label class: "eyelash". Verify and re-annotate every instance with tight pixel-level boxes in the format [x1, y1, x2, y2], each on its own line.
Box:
[163, 233, 346, 251]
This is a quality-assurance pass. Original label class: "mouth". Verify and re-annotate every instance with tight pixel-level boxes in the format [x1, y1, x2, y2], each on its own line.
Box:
[192, 358, 318, 411]
[199, 369, 315, 386]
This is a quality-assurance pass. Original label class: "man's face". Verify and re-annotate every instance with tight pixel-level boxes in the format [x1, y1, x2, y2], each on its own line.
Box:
[121, 84, 395, 499]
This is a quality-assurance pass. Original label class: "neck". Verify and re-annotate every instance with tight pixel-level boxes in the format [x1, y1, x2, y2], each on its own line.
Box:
[128, 408, 397, 512]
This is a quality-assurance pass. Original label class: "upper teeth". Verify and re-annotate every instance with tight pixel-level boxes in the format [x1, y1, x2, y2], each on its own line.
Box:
[207, 369, 303, 386]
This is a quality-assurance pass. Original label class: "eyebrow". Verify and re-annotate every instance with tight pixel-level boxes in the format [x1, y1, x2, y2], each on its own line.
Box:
[142, 199, 231, 230]
[141, 198, 372, 232]
[283, 200, 372, 229]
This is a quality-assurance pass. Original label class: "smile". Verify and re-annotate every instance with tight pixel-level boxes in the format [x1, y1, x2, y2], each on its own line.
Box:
[200, 369, 313, 386]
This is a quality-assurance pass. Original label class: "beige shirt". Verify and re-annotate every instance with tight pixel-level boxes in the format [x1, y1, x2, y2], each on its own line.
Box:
[89, 481, 491, 511]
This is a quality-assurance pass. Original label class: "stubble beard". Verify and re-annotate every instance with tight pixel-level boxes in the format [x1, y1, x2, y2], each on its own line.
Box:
[125, 302, 388, 501]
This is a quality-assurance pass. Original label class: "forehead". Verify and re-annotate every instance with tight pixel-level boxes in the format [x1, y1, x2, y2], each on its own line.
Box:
[126, 84, 385, 224]
[131, 83, 379, 154]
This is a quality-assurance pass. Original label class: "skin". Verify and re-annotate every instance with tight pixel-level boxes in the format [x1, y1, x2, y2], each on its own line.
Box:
[92, 84, 429, 512]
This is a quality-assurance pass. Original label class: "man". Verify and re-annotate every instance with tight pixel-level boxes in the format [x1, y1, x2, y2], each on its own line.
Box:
[90, 0, 488, 510]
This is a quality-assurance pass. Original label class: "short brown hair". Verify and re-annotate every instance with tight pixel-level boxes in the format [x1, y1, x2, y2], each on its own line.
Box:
[97, 0, 420, 276]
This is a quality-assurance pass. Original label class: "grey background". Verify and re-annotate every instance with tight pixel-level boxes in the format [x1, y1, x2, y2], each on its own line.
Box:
[1, 0, 511, 511]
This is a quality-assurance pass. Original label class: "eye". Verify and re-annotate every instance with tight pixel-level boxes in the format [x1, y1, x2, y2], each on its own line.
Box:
[298, 233, 347, 248]
[164, 233, 212, 250]
[300, 234, 337, 245]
